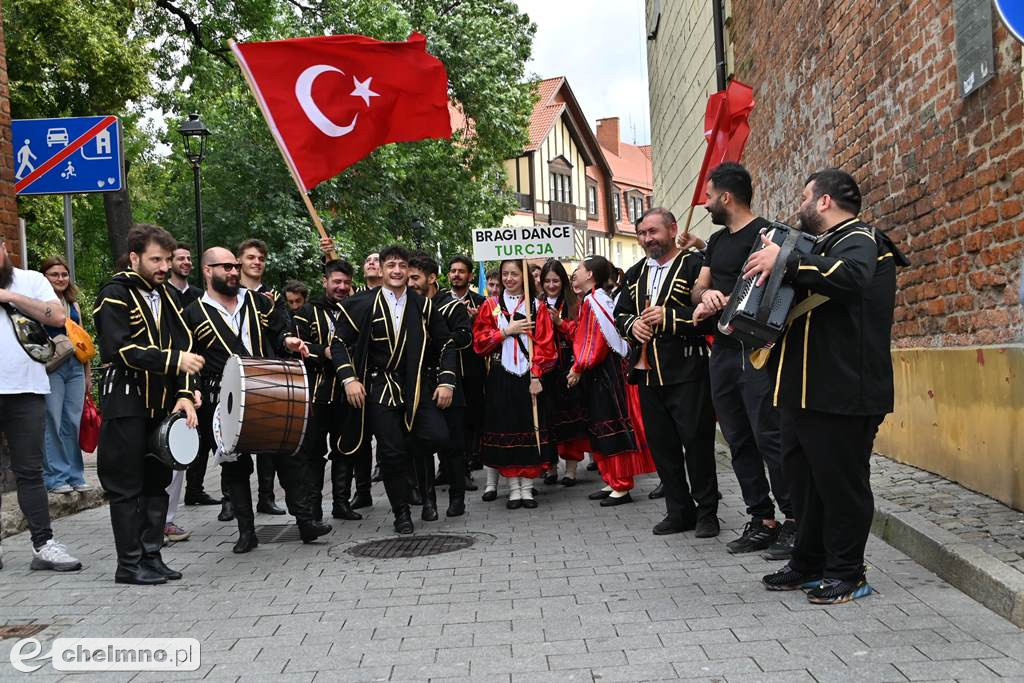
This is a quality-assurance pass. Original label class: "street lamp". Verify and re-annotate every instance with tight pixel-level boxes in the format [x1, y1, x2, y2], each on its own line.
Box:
[411, 218, 425, 249]
[178, 113, 210, 282]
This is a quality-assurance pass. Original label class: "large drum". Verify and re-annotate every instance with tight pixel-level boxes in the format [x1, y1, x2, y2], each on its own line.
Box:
[217, 355, 309, 456]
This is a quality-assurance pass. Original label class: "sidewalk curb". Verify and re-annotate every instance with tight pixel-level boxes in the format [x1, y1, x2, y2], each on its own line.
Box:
[712, 433, 1024, 627]
[871, 495, 1024, 628]
[1, 488, 107, 539]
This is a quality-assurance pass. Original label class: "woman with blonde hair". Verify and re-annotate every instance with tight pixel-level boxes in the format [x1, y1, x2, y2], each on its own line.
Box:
[40, 256, 91, 494]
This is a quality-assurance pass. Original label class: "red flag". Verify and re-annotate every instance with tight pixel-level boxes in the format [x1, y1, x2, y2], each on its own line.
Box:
[231, 32, 452, 190]
[690, 80, 755, 206]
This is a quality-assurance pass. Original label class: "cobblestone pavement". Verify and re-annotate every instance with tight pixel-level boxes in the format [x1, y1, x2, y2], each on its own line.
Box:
[871, 454, 1024, 574]
[3, 454, 1024, 682]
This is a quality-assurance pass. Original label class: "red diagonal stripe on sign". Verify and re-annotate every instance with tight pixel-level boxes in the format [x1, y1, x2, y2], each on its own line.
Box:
[15, 116, 117, 194]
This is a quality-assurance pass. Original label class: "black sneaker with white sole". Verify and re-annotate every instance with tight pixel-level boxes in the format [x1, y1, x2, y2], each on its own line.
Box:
[726, 518, 780, 554]
[761, 519, 797, 560]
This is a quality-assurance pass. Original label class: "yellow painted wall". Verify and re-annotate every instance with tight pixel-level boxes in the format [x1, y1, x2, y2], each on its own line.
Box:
[877, 346, 1024, 510]
[502, 157, 530, 194]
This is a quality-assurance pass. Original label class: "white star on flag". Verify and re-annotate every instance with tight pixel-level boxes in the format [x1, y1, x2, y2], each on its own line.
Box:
[351, 76, 379, 107]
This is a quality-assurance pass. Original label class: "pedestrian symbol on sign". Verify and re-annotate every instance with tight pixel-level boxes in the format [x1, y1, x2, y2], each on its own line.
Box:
[15, 140, 36, 180]
[60, 160, 76, 179]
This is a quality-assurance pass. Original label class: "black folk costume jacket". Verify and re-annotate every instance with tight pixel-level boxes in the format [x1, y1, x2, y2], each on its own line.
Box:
[439, 288, 487, 382]
[182, 289, 293, 403]
[329, 287, 457, 455]
[93, 271, 197, 419]
[614, 250, 713, 387]
[293, 296, 345, 405]
[426, 290, 474, 408]
[767, 217, 906, 416]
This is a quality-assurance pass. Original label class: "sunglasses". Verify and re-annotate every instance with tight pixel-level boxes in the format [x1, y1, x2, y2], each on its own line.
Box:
[209, 263, 241, 272]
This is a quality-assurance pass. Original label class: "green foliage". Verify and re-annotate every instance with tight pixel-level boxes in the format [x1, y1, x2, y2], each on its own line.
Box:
[6, 0, 536, 298]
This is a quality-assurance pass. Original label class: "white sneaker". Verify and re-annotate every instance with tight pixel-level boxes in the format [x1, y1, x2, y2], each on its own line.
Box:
[31, 539, 83, 571]
[49, 484, 74, 494]
[71, 483, 93, 492]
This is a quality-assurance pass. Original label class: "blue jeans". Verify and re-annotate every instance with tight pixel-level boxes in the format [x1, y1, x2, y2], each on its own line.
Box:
[43, 357, 86, 489]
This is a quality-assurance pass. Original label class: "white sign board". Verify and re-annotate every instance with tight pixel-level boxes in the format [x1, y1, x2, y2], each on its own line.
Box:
[472, 224, 575, 261]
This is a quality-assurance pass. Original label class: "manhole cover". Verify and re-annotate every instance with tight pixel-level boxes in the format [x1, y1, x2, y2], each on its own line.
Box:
[0, 624, 47, 640]
[254, 525, 303, 543]
[346, 534, 475, 559]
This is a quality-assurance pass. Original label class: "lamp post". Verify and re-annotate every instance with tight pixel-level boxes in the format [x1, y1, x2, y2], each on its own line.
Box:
[411, 218, 425, 249]
[178, 113, 210, 283]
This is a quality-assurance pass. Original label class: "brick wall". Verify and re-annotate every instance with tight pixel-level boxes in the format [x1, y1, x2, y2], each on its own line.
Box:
[729, 1, 1024, 346]
[0, 12, 17, 493]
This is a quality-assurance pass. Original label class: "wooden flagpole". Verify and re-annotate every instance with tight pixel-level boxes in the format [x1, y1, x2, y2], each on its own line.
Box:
[228, 38, 338, 260]
[681, 204, 696, 236]
[522, 258, 542, 454]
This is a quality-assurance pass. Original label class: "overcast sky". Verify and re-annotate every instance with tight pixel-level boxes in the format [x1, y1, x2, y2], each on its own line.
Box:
[515, 0, 651, 145]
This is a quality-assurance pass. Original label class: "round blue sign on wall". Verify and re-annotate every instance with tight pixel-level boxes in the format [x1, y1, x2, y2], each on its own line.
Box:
[994, 0, 1024, 44]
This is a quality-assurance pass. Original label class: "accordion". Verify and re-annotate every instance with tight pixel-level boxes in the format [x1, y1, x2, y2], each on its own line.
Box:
[717, 222, 817, 348]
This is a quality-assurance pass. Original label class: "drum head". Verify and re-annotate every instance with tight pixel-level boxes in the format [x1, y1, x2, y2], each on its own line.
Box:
[167, 416, 200, 467]
[218, 355, 245, 453]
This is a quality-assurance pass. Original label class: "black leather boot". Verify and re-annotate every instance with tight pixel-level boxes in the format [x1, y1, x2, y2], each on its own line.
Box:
[111, 500, 166, 585]
[140, 495, 181, 580]
[308, 455, 326, 522]
[445, 449, 467, 517]
[256, 454, 285, 514]
[331, 456, 362, 520]
[229, 483, 258, 554]
[393, 505, 414, 534]
[297, 518, 333, 543]
[217, 497, 234, 522]
[421, 485, 438, 521]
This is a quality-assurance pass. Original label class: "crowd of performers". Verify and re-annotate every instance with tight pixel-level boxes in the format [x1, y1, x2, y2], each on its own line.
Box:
[81, 163, 900, 606]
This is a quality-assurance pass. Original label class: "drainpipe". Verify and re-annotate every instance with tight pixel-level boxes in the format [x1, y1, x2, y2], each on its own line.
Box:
[712, 0, 728, 90]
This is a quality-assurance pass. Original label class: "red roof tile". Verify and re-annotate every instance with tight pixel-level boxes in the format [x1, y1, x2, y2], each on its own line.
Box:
[601, 139, 653, 190]
[525, 77, 566, 151]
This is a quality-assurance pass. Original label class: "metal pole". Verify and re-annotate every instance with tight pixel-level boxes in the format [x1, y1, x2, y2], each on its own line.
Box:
[192, 163, 203, 283]
[62, 194, 75, 282]
[712, 0, 728, 91]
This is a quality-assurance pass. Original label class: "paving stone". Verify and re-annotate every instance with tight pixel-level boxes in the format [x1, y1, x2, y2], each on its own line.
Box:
[1, 451, 1022, 682]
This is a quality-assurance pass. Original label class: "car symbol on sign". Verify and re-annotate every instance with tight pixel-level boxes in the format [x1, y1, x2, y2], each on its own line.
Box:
[46, 128, 69, 147]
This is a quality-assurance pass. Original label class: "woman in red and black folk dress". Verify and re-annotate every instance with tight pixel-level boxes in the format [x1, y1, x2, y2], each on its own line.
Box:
[473, 260, 558, 509]
[539, 259, 588, 486]
[567, 255, 656, 506]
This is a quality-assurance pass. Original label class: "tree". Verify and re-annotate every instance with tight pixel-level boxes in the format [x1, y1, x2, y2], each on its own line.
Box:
[141, 0, 536, 287]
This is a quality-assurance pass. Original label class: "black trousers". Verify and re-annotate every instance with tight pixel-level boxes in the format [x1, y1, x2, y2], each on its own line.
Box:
[709, 345, 789, 519]
[0, 394, 52, 548]
[221, 450, 315, 522]
[411, 406, 467, 501]
[98, 414, 173, 557]
[637, 380, 718, 524]
[299, 401, 344, 514]
[367, 394, 448, 512]
[185, 394, 216, 497]
[781, 408, 884, 581]
[462, 374, 485, 464]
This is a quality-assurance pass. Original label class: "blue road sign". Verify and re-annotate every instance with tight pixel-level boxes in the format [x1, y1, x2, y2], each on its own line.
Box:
[12, 116, 123, 196]
[995, 0, 1024, 44]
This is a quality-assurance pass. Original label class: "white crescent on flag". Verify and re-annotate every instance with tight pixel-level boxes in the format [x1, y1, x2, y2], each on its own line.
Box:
[294, 64, 359, 137]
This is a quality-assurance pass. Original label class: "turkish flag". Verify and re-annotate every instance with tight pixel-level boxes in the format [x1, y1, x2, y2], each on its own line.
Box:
[690, 79, 755, 206]
[231, 32, 452, 190]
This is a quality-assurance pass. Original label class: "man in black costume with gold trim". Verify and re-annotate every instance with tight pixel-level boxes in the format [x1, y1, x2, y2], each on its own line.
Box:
[184, 246, 331, 553]
[748, 169, 905, 604]
[330, 244, 456, 535]
[614, 207, 720, 539]
[408, 253, 474, 518]
[94, 223, 203, 585]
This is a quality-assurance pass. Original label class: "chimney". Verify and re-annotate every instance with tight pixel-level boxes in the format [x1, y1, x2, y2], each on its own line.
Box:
[596, 117, 620, 156]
